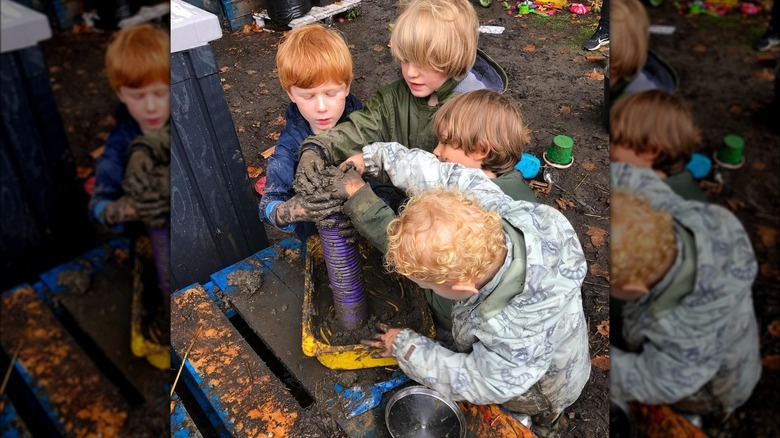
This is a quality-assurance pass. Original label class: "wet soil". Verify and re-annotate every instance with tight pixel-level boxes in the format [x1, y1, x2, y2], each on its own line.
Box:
[645, 3, 779, 436]
[56, 269, 92, 294]
[227, 268, 265, 296]
[213, 1, 611, 435]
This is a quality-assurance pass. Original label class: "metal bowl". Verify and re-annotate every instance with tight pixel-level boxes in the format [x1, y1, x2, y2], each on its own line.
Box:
[385, 386, 466, 438]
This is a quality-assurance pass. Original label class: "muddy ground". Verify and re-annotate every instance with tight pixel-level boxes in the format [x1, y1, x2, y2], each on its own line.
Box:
[643, 2, 779, 436]
[213, 0, 611, 435]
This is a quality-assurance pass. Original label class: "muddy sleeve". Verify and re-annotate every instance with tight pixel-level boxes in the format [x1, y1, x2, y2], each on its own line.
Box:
[343, 184, 394, 254]
[259, 132, 298, 230]
[362, 142, 513, 211]
[304, 92, 394, 165]
[89, 134, 130, 230]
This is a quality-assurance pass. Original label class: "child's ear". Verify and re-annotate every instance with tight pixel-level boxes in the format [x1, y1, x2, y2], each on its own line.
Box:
[452, 283, 479, 295]
[471, 144, 491, 161]
[286, 90, 296, 103]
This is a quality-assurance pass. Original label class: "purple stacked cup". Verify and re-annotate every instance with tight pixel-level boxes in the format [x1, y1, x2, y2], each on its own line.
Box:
[319, 214, 367, 330]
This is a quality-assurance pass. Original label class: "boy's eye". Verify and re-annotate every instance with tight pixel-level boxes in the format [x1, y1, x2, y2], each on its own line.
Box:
[154, 90, 169, 98]
[326, 91, 338, 97]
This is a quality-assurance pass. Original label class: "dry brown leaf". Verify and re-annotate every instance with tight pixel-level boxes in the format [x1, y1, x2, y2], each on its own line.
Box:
[265, 132, 280, 141]
[523, 43, 536, 52]
[586, 226, 608, 247]
[261, 146, 276, 159]
[585, 55, 603, 61]
[693, 44, 707, 52]
[589, 263, 610, 280]
[725, 198, 745, 211]
[596, 320, 609, 336]
[246, 165, 262, 179]
[555, 198, 575, 210]
[756, 225, 777, 249]
[258, 82, 266, 88]
[237, 125, 245, 132]
[246, 70, 257, 75]
[729, 104, 742, 115]
[223, 83, 233, 91]
[763, 355, 780, 371]
[271, 116, 285, 126]
[768, 320, 780, 337]
[582, 162, 596, 171]
[584, 68, 604, 81]
[372, 45, 385, 52]
[752, 161, 766, 171]
[219, 66, 230, 73]
[756, 68, 776, 82]
[560, 48, 570, 54]
[559, 105, 572, 114]
[259, 89, 269, 95]
[591, 355, 610, 370]
[90, 145, 105, 159]
[241, 24, 252, 34]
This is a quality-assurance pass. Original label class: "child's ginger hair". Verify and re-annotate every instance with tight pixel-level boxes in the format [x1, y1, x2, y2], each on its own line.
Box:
[385, 188, 506, 285]
[276, 24, 353, 93]
[611, 90, 701, 174]
[390, 0, 478, 81]
[611, 190, 676, 288]
[433, 89, 530, 174]
[611, 0, 649, 81]
[105, 24, 169, 92]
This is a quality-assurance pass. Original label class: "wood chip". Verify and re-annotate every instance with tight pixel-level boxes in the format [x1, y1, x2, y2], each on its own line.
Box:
[261, 146, 276, 159]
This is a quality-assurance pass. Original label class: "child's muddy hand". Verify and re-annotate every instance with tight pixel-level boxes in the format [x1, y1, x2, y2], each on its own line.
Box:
[327, 164, 366, 199]
[296, 147, 328, 192]
[337, 218, 360, 243]
[341, 153, 366, 175]
[278, 194, 343, 226]
[361, 323, 399, 358]
[103, 196, 138, 225]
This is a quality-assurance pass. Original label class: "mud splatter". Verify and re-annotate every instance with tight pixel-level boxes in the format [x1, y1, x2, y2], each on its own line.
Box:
[227, 269, 264, 296]
[57, 269, 91, 294]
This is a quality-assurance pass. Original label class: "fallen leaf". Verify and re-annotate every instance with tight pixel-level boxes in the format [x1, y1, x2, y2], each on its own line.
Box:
[223, 83, 233, 91]
[585, 55, 603, 61]
[261, 146, 276, 159]
[582, 162, 596, 171]
[90, 145, 105, 159]
[585, 226, 608, 247]
[242, 24, 252, 34]
[693, 44, 707, 52]
[271, 116, 285, 126]
[729, 105, 742, 115]
[756, 225, 777, 249]
[760, 262, 780, 280]
[219, 66, 230, 73]
[246, 70, 258, 75]
[237, 125, 246, 132]
[555, 198, 575, 210]
[372, 45, 384, 52]
[265, 132, 280, 141]
[752, 161, 766, 171]
[724, 198, 745, 211]
[589, 263, 610, 280]
[559, 105, 571, 114]
[560, 48, 570, 54]
[763, 355, 780, 371]
[523, 43, 536, 52]
[259, 89, 269, 95]
[580, 102, 594, 110]
[768, 320, 780, 337]
[584, 68, 604, 81]
[247, 165, 262, 179]
[591, 355, 610, 370]
[596, 320, 609, 336]
[258, 82, 266, 88]
[755, 68, 776, 82]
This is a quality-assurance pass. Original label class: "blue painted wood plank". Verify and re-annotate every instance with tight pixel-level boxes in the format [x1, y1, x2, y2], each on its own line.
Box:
[171, 392, 204, 438]
[1, 394, 33, 438]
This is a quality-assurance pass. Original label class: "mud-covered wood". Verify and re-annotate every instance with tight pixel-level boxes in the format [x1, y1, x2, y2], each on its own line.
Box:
[170, 44, 268, 290]
[0, 394, 33, 438]
[171, 284, 303, 436]
[220, 239, 396, 437]
[0, 285, 129, 436]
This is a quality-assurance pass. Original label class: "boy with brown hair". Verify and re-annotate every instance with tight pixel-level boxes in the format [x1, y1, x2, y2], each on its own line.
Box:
[610, 164, 760, 433]
[295, 0, 507, 187]
[610, 89, 706, 201]
[331, 151, 591, 427]
[259, 24, 363, 241]
[431, 89, 536, 202]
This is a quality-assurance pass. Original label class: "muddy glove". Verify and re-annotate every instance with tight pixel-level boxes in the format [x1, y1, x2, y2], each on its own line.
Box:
[274, 194, 343, 227]
[123, 137, 171, 228]
[295, 144, 328, 195]
[361, 323, 401, 358]
[103, 196, 138, 225]
[327, 163, 366, 201]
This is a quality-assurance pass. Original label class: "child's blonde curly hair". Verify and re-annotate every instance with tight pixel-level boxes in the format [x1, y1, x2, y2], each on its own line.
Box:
[611, 190, 676, 288]
[385, 188, 506, 285]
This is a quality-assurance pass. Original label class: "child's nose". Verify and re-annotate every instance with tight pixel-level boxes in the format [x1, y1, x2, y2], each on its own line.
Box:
[316, 95, 327, 111]
[146, 95, 157, 111]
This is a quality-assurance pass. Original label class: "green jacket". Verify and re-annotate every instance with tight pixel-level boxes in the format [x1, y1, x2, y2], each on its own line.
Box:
[306, 50, 507, 164]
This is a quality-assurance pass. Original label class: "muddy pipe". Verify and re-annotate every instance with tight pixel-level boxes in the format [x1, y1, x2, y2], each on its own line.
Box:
[318, 214, 367, 330]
